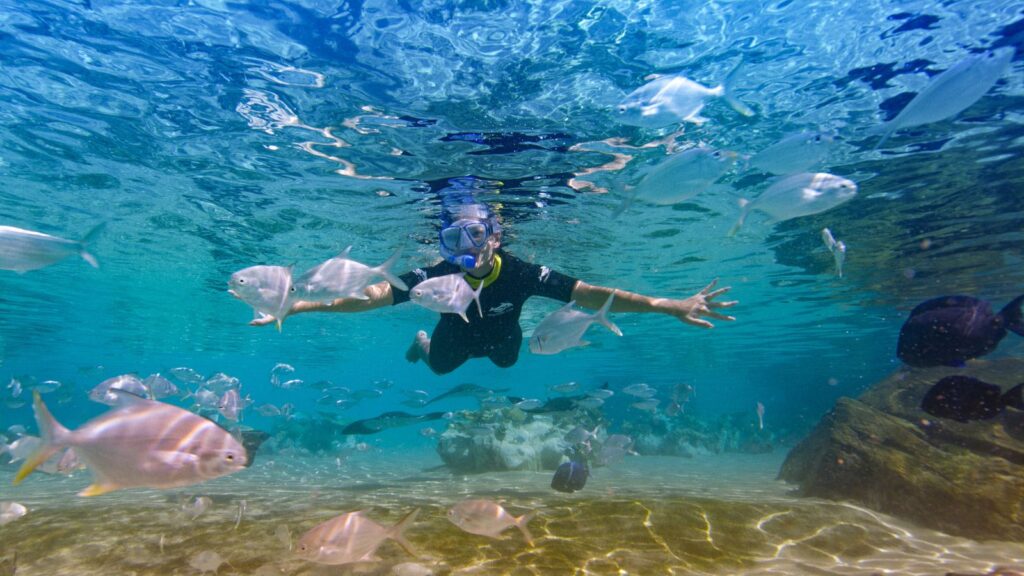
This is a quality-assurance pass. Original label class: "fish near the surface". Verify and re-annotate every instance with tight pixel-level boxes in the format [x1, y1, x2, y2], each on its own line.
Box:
[447, 499, 535, 545]
[897, 295, 1024, 367]
[13, 391, 248, 496]
[409, 273, 484, 322]
[821, 228, 846, 278]
[294, 246, 408, 303]
[729, 172, 857, 236]
[529, 293, 622, 355]
[295, 508, 419, 565]
[551, 460, 589, 493]
[873, 48, 1015, 149]
[615, 66, 754, 128]
[629, 146, 734, 206]
[748, 131, 834, 175]
[0, 223, 104, 273]
[920, 375, 1024, 423]
[341, 411, 447, 435]
[227, 265, 295, 331]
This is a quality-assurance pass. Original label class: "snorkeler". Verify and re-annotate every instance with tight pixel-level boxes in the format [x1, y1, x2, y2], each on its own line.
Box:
[251, 203, 736, 375]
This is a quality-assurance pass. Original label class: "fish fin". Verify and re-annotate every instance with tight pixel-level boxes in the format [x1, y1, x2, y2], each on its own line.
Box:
[1000, 295, 1024, 337]
[79, 482, 119, 497]
[80, 250, 99, 269]
[458, 311, 469, 323]
[13, 391, 70, 485]
[595, 293, 623, 337]
[375, 247, 409, 291]
[727, 199, 750, 237]
[514, 511, 536, 547]
[1002, 383, 1024, 411]
[388, 508, 420, 557]
[611, 187, 637, 219]
[722, 61, 755, 117]
[275, 317, 283, 332]
[471, 280, 484, 318]
[339, 245, 353, 259]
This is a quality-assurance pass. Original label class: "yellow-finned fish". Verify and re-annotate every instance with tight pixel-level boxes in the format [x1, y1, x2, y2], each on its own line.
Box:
[14, 391, 248, 496]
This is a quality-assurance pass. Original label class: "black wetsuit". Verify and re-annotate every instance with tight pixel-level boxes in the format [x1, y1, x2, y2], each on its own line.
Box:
[392, 250, 578, 374]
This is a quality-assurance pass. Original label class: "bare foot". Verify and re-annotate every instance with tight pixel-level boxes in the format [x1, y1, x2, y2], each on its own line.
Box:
[405, 330, 430, 363]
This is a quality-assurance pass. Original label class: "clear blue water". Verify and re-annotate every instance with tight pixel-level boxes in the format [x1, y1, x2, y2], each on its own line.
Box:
[1, 0, 1023, 573]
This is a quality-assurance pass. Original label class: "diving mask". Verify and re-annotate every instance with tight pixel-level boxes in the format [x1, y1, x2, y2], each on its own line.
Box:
[439, 219, 492, 268]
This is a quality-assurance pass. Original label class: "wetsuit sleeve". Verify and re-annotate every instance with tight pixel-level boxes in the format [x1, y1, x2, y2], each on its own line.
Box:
[520, 259, 578, 303]
[390, 261, 449, 305]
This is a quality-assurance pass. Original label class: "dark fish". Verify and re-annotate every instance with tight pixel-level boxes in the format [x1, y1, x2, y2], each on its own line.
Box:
[238, 429, 270, 467]
[897, 295, 1024, 367]
[425, 383, 510, 405]
[341, 411, 447, 435]
[551, 460, 589, 493]
[921, 375, 1024, 422]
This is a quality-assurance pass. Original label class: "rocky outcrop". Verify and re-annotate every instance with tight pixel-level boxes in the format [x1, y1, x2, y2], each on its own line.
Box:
[437, 414, 572, 473]
[779, 357, 1024, 541]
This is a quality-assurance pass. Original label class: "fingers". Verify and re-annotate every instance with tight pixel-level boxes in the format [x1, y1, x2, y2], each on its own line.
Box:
[704, 310, 735, 321]
[699, 278, 719, 294]
[686, 317, 714, 329]
[711, 299, 738, 309]
[705, 286, 731, 299]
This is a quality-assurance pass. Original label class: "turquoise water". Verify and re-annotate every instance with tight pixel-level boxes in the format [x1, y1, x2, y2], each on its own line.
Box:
[1, 0, 1023, 573]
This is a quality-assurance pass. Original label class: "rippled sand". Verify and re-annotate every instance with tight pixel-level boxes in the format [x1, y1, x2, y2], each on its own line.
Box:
[2, 450, 1022, 575]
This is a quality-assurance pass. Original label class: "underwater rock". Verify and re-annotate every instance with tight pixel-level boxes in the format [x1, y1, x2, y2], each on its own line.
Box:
[779, 357, 1024, 542]
[437, 416, 571, 473]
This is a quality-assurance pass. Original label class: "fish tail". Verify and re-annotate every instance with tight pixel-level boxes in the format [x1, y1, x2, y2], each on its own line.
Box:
[595, 292, 623, 336]
[514, 511, 536, 547]
[1001, 383, 1024, 411]
[375, 247, 408, 291]
[388, 508, 421, 557]
[13, 391, 70, 485]
[472, 280, 484, 318]
[78, 223, 105, 269]
[723, 61, 755, 118]
[275, 317, 283, 332]
[1001, 295, 1024, 337]
[611, 189, 636, 219]
[727, 199, 750, 237]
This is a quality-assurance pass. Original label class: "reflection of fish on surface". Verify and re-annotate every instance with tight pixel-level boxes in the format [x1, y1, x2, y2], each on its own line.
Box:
[424, 383, 510, 406]
[341, 411, 448, 435]
[920, 375, 1023, 423]
[897, 295, 1024, 368]
[295, 509, 419, 565]
[747, 131, 834, 175]
[14, 391, 249, 496]
[447, 499, 535, 546]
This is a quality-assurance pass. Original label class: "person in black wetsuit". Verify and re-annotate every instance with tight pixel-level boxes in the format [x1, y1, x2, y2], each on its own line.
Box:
[254, 203, 737, 375]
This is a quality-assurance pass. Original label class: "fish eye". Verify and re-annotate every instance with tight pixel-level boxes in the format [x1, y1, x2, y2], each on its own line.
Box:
[814, 135, 822, 142]
[225, 453, 235, 461]
[238, 278, 246, 284]
[617, 105, 626, 112]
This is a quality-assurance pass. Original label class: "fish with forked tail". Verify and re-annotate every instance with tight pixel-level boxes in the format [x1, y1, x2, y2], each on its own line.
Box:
[897, 295, 1024, 367]
[341, 411, 448, 435]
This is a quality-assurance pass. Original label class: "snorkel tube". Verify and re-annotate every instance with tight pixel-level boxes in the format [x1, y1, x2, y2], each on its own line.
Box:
[439, 238, 477, 269]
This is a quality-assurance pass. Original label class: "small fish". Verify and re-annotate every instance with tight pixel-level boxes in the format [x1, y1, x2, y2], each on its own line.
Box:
[271, 363, 295, 375]
[6, 378, 21, 398]
[205, 373, 240, 394]
[275, 524, 292, 550]
[748, 131, 833, 175]
[14, 390, 248, 496]
[586, 387, 614, 400]
[756, 401, 765, 430]
[89, 375, 150, 405]
[0, 502, 27, 525]
[549, 381, 580, 394]
[294, 246, 408, 303]
[821, 228, 847, 278]
[425, 383, 510, 405]
[0, 223, 103, 272]
[184, 496, 213, 520]
[418, 427, 438, 438]
[615, 65, 753, 128]
[897, 295, 1023, 367]
[921, 376, 1023, 423]
[256, 404, 282, 417]
[169, 366, 205, 385]
[565, 425, 601, 446]
[622, 383, 656, 398]
[228, 264, 296, 331]
[873, 48, 1015, 149]
[551, 460, 589, 493]
[409, 273, 484, 322]
[529, 293, 622, 355]
[341, 411, 447, 435]
[234, 499, 246, 530]
[295, 509, 419, 565]
[4, 436, 41, 463]
[631, 399, 660, 413]
[730, 173, 858, 236]
[628, 146, 734, 206]
[447, 499, 535, 545]
[188, 550, 225, 575]
[514, 399, 543, 411]
[30, 379, 62, 394]
[597, 435, 636, 466]
[218, 389, 242, 422]
[142, 374, 179, 399]
[575, 397, 605, 410]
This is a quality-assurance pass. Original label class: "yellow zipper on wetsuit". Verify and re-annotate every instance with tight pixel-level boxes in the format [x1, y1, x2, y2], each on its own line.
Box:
[464, 254, 501, 289]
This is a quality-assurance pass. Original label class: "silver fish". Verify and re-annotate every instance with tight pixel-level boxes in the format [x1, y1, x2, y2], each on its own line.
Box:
[622, 383, 656, 398]
[169, 366, 205, 385]
[143, 374, 179, 399]
[730, 172, 857, 236]
[529, 293, 622, 355]
[575, 397, 605, 410]
[89, 375, 149, 405]
[874, 48, 1015, 149]
[218, 389, 242, 422]
[549, 381, 580, 394]
[0, 224, 103, 273]
[821, 228, 847, 278]
[14, 390, 248, 496]
[0, 502, 27, 526]
[188, 551, 224, 574]
[631, 398, 660, 413]
[615, 67, 753, 128]
[294, 246, 407, 303]
[630, 147, 734, 206]
[447, 499, 535, 545]
[295, 509, 419, 565]
[748, 131, 833, 175]
[409, 273, 484, 322]
[228, 264, 296, 331]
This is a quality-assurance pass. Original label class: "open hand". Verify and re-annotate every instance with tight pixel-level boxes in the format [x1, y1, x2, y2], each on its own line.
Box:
[664, 279, 737, 329]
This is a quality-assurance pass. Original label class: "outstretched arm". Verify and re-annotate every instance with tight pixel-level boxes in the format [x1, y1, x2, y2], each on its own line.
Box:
[570, 278, 737, 329]
[247, 280, 395, 326]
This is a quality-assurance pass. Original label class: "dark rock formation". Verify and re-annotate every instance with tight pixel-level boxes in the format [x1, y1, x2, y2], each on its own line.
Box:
[779, 357, 1024, 541]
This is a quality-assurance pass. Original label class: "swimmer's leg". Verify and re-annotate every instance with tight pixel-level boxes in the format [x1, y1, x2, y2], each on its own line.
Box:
[407, 323, 471, 375]
[487, 329, 522, 368]
[405, 330, 431, 363]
